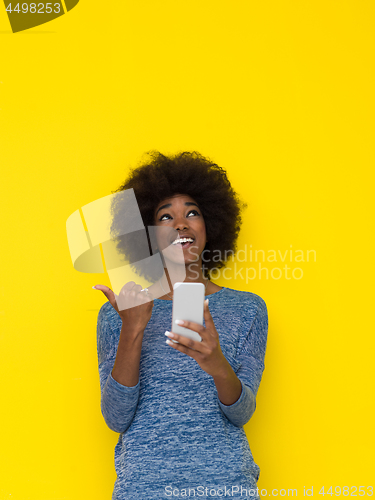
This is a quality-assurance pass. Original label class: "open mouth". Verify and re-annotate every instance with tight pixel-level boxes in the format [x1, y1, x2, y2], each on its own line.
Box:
[171, 237, 195, 248]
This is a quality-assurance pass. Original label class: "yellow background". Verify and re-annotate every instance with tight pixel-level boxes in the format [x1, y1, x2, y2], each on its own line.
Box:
[1, 1, 374, 498]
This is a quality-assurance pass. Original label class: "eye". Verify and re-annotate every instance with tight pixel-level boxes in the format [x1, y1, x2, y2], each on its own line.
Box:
[159, 213, 172, 221]
[158, 209, 200, 222]
[187, 209, 200, 217]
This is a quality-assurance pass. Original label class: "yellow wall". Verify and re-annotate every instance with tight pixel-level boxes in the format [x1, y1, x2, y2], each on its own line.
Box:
[1, 1, 374, 498]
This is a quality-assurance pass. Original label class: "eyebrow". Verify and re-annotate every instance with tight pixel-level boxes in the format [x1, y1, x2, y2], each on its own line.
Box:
[155, 201, 199, 216]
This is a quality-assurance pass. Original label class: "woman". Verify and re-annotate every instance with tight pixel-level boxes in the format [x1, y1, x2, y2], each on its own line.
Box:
[93, 151, 268, 499]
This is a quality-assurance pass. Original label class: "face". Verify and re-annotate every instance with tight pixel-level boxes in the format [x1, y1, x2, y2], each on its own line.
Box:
[153, 193, 207, 267]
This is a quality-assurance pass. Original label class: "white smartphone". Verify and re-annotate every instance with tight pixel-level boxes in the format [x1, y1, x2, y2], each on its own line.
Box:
[171, 282, 205, 343]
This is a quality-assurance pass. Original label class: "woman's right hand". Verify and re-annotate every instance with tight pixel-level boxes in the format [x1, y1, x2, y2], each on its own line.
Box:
[93, 281, 154, 335]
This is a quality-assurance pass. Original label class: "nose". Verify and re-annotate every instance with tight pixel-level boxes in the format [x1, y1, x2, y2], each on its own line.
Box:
[173, 214, 189, 231]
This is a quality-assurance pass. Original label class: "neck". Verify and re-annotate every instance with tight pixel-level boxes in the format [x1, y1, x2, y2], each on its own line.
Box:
[160, 259, 208, 295]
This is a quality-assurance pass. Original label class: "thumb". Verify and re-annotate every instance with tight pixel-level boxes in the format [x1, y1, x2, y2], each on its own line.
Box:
[204, 298, 213, 321]
[93, 285, 117, 309]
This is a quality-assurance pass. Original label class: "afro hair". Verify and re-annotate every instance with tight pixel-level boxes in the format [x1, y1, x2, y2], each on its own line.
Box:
[109, 151, 247, 281]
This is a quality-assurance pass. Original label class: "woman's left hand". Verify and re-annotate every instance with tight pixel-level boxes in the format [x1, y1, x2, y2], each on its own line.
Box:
[165, 299, 228, 378]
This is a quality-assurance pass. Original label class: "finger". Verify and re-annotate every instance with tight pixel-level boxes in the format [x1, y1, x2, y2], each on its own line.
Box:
[135, 286, 155, 306]
[137, 289, 154, 305]
[174, 319, 205, 336]
[203, 298, 215, 327]
[128, 284, 142, 297]
[203, 300, 219, 340]
[93, 285, 117, 309]
[165, 334, 201, 355]
[165, 330, 203, 351]
[92, 284, 111, 297]
[122, 285, 148, 309]
[120, 281, 137, 292]
[174, 318, 204, 333]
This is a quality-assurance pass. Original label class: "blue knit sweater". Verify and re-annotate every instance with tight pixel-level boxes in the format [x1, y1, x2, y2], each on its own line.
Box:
[97, 286, 268, 499]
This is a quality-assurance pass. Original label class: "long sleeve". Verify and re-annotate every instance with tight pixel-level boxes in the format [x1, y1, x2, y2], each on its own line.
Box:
[96, 304, 140, 433]
[217, 297, 268, 427]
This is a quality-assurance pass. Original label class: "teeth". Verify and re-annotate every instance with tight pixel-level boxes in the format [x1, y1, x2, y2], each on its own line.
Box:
[172, 237, 194, 245]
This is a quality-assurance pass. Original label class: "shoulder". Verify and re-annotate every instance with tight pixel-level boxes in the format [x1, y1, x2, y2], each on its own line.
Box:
[211, 288, 268, 337]
[222, 289, 268, 355]
[219, 287, 267, 314]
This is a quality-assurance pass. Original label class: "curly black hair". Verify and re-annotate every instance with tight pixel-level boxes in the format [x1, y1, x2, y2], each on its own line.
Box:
[109, 151, 247, 281]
